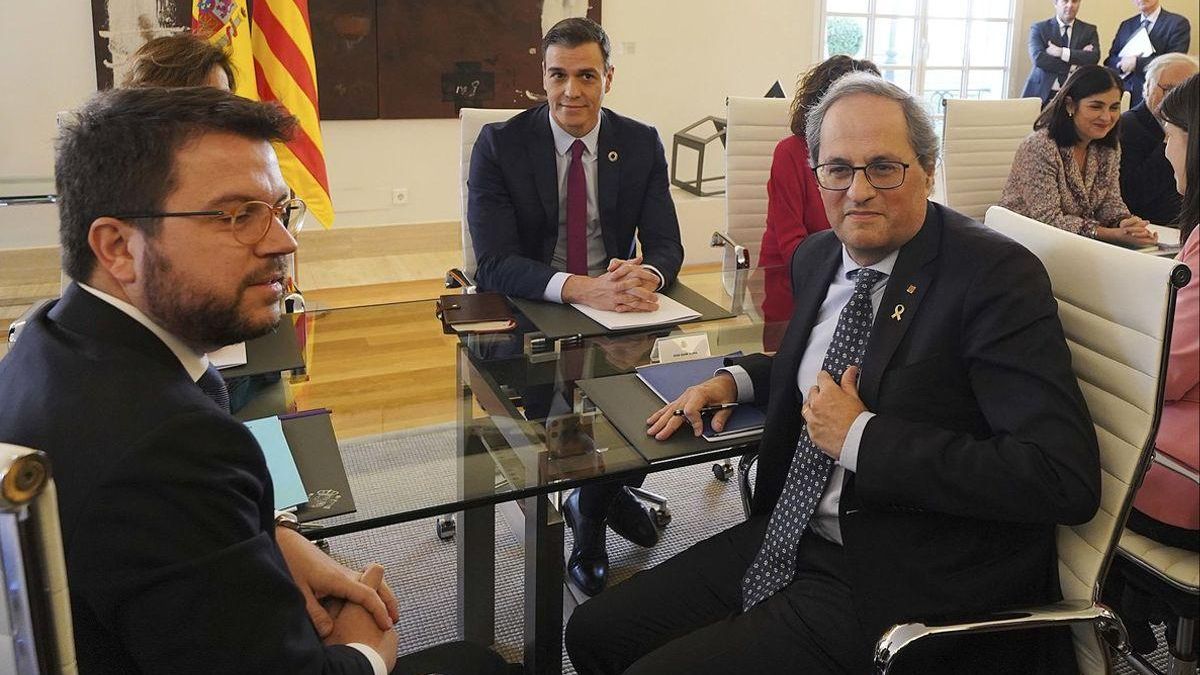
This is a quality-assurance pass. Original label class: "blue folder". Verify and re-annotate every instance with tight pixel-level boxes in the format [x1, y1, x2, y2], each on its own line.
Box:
[635, 353, 766, 441]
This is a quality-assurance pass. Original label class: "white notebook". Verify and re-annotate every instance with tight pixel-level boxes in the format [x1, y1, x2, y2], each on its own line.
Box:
[571, 293, 701, 330]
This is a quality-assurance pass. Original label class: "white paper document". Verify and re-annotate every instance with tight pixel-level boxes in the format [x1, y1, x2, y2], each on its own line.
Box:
[1118, 28, 1155, 60]
[209, 342, 248, 370]
[571, 294, 701, 330]
[1148, 224, 1181, 247]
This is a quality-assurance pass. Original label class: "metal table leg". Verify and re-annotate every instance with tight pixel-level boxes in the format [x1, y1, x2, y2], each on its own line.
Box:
[523, 492, 564, 675]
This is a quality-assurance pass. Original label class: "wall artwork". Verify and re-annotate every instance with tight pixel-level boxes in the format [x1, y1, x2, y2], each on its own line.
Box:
[90, 0, 602, 119]
[90, 0, 191, 89]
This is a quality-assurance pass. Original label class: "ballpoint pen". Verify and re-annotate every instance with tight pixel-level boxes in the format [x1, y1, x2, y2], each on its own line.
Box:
[673, 402, 739, 417]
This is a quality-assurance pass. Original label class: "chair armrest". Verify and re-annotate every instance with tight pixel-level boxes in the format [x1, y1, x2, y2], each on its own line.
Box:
[1151, 451, 1200, 485]
[872, 599, 1129, 674]
[444, 268, 477, 294]
[7, 298, 54, 345]
[710, 232, 750, 313]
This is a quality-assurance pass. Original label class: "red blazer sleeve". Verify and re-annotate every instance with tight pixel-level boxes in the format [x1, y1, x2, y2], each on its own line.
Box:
[762, 135, 831, 270]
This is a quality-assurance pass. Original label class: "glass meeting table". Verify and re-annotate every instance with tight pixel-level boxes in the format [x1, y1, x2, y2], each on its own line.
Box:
[248, 268, 774, 674]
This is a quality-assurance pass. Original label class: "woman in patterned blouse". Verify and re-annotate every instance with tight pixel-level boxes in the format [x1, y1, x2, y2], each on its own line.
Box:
[1001, 65, 1158, 247]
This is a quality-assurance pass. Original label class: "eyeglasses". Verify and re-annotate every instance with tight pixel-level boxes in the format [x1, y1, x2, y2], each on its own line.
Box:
[109, 197, 308, 245]
[813, 161, 911, 191]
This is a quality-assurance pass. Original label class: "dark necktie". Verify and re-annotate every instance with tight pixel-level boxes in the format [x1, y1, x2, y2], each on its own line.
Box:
[741, 267, 884, 611]
[1061, 24, 1070, 48]
[566, 139, 588, 276]
[197, 364, 231, 413]
[1141, 18, 1151, 34]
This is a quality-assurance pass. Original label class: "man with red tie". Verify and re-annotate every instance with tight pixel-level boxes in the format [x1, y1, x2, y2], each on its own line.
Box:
[467, 17, 684, 596]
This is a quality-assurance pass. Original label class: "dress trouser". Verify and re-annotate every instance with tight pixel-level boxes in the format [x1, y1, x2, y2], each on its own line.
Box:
[391, 641, 511, 675]
[565, 516, 871, 675]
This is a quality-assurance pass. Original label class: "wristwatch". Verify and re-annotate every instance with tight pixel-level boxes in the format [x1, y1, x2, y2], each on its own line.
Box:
[274, 510, 302, 533]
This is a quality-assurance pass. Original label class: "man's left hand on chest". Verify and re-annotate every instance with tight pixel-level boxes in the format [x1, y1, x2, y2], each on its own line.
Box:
[802, 366, 867, 460]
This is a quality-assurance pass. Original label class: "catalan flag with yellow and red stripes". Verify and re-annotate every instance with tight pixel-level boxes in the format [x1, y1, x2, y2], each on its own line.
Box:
[193, 0, 334, 228]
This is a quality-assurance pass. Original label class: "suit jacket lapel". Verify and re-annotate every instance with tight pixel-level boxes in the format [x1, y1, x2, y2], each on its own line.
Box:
[858, 202, 942, 407]
[597, 109, 623, 257]
[530, 106, 559, 234]
[778, 237, 844, 393]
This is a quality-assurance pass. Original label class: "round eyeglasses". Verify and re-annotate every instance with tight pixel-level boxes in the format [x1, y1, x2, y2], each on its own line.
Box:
[813, 161, 911, 191]
[109, 197, 308, 245]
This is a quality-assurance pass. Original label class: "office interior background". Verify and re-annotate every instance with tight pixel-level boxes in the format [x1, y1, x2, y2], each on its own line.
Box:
[2, 0, 1197, 311]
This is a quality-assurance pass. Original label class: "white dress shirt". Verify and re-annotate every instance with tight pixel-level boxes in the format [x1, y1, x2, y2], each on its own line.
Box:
[76, 283, 387, 675]
[543, 110, 663, 303]
[721, 247, 897, 545]
[1140, 5, 1162, 33]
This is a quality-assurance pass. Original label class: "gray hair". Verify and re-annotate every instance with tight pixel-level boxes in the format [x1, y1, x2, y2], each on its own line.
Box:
[1144, 53, 1200, 96]
[805, 71, 939, 175]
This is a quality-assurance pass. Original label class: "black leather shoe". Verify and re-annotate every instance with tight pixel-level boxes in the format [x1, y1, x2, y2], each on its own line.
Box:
[606, 486, 659, 548]
[562, 489, 608, 596]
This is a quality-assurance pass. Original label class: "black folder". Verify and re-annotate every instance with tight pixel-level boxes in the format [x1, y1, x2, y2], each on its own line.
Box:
[279, 412, 357, 522]
[510, 282, 733, 340]
[219, 320, 304, 379]
[576, 373, 761, 463]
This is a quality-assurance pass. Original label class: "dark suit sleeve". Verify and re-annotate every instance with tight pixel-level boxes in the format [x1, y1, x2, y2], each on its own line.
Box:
[1031, 23, 1069, 75]
[467, 124, 559, 299]
[1139, 16, 1193, 72]
[853, 246, 1101, 526]
[1069, 25, 1102, 65]
[70, 411, 373, 675]
[635, 131, 684, 287]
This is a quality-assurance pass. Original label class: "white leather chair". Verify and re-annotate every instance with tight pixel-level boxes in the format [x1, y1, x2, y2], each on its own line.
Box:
[449, 107, 523, 291]
[1116, 526, 1199, 674]
[873, 206, 1191, 673]
[714, 96, 792, 306]
[0, 444, 76, 674]
[939, 98, 1042, 220]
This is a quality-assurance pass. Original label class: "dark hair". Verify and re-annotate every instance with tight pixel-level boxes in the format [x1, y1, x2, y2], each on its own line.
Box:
[541, 17, 611, 69]
[1035, 65, 1123, 148]
[790, 55, 880, 136]
[1157, 73, 1200, 239]
[55, 87, 295, 282]
[123, 33, 236, 90]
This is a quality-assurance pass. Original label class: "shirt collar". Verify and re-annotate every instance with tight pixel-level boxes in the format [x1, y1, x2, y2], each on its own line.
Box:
[840, 247, 899, 282]
[1056, 17, 1073, 30]
[78, 282, 210, 382]
[549, 108, 601, 157]
[1141, 6, 1161, 23]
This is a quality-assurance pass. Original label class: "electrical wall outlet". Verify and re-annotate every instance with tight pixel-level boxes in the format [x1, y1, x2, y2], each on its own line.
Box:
[391, 188, 409, 205]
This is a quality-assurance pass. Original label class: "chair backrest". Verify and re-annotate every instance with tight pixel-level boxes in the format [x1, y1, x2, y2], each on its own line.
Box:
[0, 444, 76, 674]
[983, 206, 1189, 674]
[724, 96, 792, 267]
[941, 98, 1042, 220]
[459, 108, 523, 280]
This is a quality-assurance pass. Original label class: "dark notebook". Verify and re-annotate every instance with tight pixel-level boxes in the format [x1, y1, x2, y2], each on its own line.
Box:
[635, 354, 765, 441]
[279, 411, 357, 522]
[436, 292, 516, 334]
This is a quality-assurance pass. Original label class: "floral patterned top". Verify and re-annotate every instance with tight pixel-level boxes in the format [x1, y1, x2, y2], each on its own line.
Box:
[999, 127, 1132, 238]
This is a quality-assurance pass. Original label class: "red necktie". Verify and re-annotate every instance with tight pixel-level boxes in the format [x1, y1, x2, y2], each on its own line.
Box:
[567, 139, 588, 276]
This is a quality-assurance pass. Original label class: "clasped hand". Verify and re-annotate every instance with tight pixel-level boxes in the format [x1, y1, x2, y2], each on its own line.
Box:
[562, 256, 661, 312]
[276, 526, 399, 637]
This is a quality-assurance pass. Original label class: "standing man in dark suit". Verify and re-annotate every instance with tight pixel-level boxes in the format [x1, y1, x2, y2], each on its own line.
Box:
[1120, 53, 1198, 225]
[1105, 0, 1192, 107]
[1022, 0, 1101, 106]
[566, 72, 1101, 674]
[468, 17, 684, 596]
[0, 87, 510, 675]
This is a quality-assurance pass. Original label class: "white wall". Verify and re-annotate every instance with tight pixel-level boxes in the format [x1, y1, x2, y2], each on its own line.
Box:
[1011, 0, 1200, 97]
[6, 0, 1197, 248]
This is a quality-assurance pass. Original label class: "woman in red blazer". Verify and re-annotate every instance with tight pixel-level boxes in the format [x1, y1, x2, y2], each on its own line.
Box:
[759, 55, 880, 350]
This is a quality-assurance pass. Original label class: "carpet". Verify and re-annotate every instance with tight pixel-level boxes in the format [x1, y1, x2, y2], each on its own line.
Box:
[323, 423, 750, 673]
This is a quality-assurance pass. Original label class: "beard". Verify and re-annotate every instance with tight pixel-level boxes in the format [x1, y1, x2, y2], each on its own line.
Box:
[142, 244, 287, 350]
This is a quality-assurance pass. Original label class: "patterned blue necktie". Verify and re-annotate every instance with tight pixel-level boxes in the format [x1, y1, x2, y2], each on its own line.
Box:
[741, 267, 884, 611]
[197, 364, 231, 413]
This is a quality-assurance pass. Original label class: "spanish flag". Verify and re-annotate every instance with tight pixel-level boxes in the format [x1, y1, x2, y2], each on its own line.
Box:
[192, 0, 334, 229]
